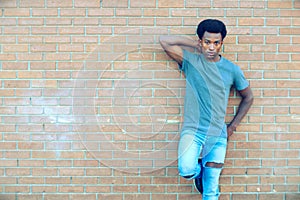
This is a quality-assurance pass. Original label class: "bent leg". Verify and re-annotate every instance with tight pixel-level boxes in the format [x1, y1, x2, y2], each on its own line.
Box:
[177, 130, 206, 180]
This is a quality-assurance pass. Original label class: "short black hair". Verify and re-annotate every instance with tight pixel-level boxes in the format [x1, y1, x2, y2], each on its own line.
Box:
[196, 19, 227, 40]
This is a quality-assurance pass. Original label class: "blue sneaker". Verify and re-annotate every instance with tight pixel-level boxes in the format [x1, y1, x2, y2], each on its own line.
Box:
[194, 159, 203, 194]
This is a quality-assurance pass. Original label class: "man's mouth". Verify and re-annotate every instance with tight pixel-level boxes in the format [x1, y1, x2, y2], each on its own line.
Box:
[207, 52, 215, 56]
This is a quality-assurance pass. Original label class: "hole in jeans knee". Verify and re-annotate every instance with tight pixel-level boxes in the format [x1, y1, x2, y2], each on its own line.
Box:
[183, 174, 194, 179]
[205, 162, 223, 168]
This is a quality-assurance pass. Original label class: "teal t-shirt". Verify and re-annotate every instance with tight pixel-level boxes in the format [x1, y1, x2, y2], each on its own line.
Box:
[180, 50, 249, 138]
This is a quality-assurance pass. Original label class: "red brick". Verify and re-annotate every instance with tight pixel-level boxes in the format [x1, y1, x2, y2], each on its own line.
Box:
[185, 0, 210, 8]
[45, 53, 71, 61]
[0, 36, 16, 43]
[1, 0, 17, 7]
[4, 8, 30, 16]
[58, 27, 85, 35]
[32, 8, 58, 16]
[32, 186, 56, 193]
[157, 17, 183, 26]
[0, 159, 17, 167]
[130, 0, 156, 8]
[4, 26, 30, 34]
[158, 0, 184, 8]
[18, 125, 43, 132]
[88, 8, 114, 16]
[97, 194, 123, 200]
[0, 18, 17, 26]
[141, 185, 165, 193]
[247, 168, 273, 175]
[0, 89, 14, 97]
[247, 185, 272, 192]
[86, 168, 112, 176]
[17, 53, 43, 61]
[70, 194, 97, 200]
[238, 18, 265, 26]
[213, 1, 238, 8]
[4, 80, 30, 88]
[248, 150, 273, 158]
[19, 159, 44, 167]
[45, 177, 70, 184]
[178, 194, 205, 200]
[268, 1, 293, 8]
[72, 177, 98, 184]
[0, 71, 16, 79]
[5, 186, 30, 193]
[86, 186, 112, 193]
[74, 0, 100, 7]
[116, 8, 142, 16]
[275, 150, 299, 158]
[128, 18, 155, 26]
[274, 184, 298, 192]
[31, 80, 57, 88]
[32, 27, 57, 36]
[47, 0, 73, 7]
[44, 195, 69, 200]
[262, 142, 288, 149]
[266, 36, 291, 44]
[124, 194, 151, 200]
[60, 168, 85, 176]
[73, 18, 99, 25]
[233, 176, 259, 184]
[60, 9, 86, 16]
[6, 168, 31, 176]
[18, 18, 44, 26]
[249, 133, 275, 141]
[240, 1, 265, 8]
[102, 0, 128, 7]
[280, 28, 300, 35]
[18, 71, 42, 79]
[144, 9, 169, 17]
[259, 194, 284, 200]
[113, 185, 139, 193]
[262, 89, 288, 97]
[59, 186, 84, 193]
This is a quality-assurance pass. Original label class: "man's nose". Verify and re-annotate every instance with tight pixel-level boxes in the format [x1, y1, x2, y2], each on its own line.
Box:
[209, 43, 214, 50]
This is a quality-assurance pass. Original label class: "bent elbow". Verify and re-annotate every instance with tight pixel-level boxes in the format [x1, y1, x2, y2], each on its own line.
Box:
[159, 36, 168, 48]
[247, 94, 254, 105]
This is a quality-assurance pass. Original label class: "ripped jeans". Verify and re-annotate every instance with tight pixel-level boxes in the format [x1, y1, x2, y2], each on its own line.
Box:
[178, 130, 227, 200]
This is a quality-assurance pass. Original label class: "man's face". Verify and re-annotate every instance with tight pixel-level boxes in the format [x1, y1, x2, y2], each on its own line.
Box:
[199, 31, 223, 62]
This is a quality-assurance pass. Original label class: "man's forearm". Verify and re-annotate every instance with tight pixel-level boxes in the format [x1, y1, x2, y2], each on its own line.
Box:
[159, 35, 199, 49]
[229, 97, 253, 130]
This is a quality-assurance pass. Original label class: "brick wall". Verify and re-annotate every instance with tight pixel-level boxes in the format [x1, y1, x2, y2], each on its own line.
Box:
[0, 0, 299, 200]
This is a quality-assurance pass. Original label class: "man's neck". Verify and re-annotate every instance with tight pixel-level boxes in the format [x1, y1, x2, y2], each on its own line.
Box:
[204, 54, 221, 62]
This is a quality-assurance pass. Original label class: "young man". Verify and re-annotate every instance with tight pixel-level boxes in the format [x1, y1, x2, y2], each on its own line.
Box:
[159, 19, 253, 199]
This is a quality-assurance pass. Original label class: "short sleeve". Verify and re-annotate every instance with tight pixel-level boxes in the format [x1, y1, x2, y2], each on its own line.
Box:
[179, 49, 193, 72]
[233, 66, 249, 91]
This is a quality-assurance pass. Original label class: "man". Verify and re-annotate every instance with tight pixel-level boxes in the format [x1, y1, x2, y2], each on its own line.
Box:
[159, 19, 253, 199]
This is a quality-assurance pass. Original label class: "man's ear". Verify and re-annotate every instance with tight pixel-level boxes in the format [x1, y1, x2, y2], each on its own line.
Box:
[198, 39, 202, 46]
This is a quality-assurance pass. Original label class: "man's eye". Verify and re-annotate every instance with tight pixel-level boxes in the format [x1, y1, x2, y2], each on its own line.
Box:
[205, 41, 210, 44]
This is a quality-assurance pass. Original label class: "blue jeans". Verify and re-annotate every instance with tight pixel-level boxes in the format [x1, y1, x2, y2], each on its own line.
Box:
[178, 130, 227, 200]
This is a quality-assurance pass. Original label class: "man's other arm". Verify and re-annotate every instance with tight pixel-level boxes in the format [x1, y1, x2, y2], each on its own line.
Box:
[227, 86, 254, 138]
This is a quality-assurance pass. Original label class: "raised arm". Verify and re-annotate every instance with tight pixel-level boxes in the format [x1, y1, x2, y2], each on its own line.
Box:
[227, 86, 254, 138]
[159, 36, 199, 66]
